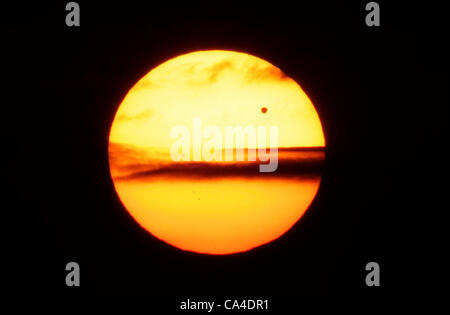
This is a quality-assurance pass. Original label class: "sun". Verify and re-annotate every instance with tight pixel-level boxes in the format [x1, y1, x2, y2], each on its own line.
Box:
[109, 50, 325, 255]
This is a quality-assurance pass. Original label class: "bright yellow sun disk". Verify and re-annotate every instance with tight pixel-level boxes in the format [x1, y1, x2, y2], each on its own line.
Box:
[109, 50, 325, 255]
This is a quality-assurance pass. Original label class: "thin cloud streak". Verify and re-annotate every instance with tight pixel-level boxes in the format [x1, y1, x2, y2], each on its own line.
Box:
[112, 151, 325, 181]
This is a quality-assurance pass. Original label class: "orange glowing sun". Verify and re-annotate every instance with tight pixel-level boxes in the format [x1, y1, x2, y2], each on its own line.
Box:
[109, 50, 325, 255]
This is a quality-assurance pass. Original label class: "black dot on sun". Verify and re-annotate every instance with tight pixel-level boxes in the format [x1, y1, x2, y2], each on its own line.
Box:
[261, 107, 268, 114]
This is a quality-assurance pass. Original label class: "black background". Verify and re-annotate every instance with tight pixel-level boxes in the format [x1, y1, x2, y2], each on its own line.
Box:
[3, 0, 448, 307]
